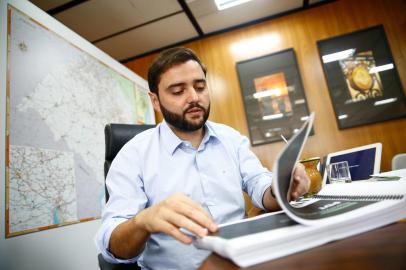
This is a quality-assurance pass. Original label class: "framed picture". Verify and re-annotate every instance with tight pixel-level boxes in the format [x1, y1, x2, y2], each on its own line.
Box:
[236, 48, 311, 146]
[317, 25, 406, 129]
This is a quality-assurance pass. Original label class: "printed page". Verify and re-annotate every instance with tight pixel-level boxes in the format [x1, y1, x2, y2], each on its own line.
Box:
[317, 180, 406, 197]
[371, 168, 406, 178]
[288, 199, 379, 220]
[211, 212, 297, 239]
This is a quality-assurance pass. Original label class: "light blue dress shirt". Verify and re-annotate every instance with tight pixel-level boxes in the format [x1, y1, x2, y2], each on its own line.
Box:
[96, 120, 272, 270]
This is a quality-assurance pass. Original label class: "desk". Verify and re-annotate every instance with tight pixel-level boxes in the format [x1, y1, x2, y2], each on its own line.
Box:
[198, 222, 406, 270]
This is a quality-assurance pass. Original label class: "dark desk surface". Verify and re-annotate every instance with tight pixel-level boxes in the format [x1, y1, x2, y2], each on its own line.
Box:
[198, 222, 406, 270]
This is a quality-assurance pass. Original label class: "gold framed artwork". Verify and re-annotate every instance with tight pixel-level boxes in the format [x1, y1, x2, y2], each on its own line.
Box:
[317, 25, 406, 129]
[236, 48, 311, 145]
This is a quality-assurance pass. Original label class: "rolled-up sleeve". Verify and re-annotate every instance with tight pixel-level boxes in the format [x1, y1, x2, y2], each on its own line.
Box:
[237, 135, 272, 210]
[95, 142, 148, 264]
[95, 217, 140, 264]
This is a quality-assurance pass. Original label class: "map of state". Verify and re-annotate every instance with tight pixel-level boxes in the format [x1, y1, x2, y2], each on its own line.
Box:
[6, 7, 154, 236]
[9, 145, 77, 233]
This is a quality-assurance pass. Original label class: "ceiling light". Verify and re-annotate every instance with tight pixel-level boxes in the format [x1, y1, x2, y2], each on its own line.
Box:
[322, 49, 356, 63]
[262, 113, 283, 121]
[230, 34, 281, 56]
[374, 98, 397, 106]
[300, 116, 309, 121]
[253, 88, 281, 99]
[294, 99, 305, 104]
[369, 63, 394, 74]
[214, 0, 253, 10]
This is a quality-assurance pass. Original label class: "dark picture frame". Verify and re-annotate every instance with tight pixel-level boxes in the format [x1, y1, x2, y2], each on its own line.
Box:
[236, 48, 311, 146]
[317, 25, 406, 129]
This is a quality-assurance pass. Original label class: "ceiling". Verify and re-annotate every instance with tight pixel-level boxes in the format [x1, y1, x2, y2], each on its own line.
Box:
[29, 0, 330, 63]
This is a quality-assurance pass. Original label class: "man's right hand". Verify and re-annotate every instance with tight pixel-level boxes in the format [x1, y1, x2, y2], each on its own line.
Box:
[136, 192, 218, 244]
[109, 192, 218, 259]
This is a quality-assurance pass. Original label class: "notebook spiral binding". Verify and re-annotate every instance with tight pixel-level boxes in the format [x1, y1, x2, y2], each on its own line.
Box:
[313, 194, 404, 201]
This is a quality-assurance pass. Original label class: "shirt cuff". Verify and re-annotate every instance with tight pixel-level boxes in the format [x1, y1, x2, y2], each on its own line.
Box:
[96, 217, 140, 264]
[250, 172, 273, 210]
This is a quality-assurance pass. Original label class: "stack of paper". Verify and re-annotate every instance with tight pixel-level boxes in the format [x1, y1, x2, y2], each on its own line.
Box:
[194, 113, 406, 267]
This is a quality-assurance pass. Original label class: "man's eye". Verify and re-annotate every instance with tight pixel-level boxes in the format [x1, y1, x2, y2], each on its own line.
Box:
[172, 90, 183, 95]
[195, 84, 206, 92]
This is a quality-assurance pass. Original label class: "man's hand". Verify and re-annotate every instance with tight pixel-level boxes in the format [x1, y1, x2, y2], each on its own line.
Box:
[288, 163, 311, 201]
[109, 192, 217, 259]
[137, 192, 218, 244]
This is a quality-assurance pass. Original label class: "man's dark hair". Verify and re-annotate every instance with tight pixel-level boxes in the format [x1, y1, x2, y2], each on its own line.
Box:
[148, 47, 207, 95]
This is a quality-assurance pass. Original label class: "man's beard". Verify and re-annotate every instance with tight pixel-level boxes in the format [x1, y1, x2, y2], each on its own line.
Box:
[159, 102, 210, 132]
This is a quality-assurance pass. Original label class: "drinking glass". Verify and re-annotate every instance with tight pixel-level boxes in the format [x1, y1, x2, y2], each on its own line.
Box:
[327, 161, 352, 184]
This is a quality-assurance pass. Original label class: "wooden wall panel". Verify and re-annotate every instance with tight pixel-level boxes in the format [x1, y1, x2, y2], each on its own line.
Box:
[125, 0, 406, 172]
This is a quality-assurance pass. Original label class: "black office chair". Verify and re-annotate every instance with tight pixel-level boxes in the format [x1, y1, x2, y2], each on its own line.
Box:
[98, 123, 155, 270]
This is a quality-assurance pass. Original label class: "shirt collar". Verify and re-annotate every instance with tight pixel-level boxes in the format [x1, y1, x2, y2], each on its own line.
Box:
[159, 121, 183, 155]
[202, 121, 219, 145]
[159, 120, 220, 155]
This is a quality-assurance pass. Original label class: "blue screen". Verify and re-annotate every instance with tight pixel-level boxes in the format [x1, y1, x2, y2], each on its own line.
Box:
[329, 148, 376, 182]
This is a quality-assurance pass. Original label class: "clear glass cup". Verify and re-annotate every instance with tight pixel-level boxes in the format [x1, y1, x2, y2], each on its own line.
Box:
[327, 161, 352, 184]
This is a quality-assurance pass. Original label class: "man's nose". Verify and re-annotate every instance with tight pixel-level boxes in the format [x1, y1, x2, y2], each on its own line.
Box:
[186, 88, 199, 103]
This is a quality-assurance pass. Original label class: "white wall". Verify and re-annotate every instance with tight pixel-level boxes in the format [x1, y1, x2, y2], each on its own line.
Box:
[0, 220, 101, 270]
[0, 1, 149, 269]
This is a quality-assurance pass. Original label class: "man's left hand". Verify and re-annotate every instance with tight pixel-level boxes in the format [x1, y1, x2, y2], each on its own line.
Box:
[289, 163, 311, 201]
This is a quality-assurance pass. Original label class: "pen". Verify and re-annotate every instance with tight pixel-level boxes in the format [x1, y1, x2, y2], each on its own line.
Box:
[348, 165, 359, 168]
[280, 134, 288, 144]
[370, 175, 401, 181]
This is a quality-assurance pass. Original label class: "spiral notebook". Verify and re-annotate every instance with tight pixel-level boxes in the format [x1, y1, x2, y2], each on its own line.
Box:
[283, 180, 406, 225]
[314, 174, 406, 201]
[286, 170, 406, 224]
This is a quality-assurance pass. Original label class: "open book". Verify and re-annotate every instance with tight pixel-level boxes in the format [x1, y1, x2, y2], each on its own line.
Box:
[194, 113, 406, 267]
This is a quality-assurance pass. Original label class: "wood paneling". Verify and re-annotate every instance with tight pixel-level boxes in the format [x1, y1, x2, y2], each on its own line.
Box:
[125, 0, 406, 172]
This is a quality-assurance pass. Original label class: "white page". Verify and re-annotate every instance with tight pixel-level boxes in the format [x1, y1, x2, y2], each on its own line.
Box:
[371, 168, 406, 177]
[317, 180, 406, 197]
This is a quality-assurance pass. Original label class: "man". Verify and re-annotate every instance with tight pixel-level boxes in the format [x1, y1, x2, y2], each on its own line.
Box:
[96, 47, 310, 269]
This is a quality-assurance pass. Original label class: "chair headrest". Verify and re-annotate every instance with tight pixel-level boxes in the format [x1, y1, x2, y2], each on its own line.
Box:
[105, 123, 155, 161]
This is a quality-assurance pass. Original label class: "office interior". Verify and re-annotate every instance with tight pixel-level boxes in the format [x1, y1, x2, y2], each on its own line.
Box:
[0, 0, 405, 269]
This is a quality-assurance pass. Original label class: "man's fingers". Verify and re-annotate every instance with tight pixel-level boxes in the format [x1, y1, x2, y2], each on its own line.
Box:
[166, 212, 208, 238]
[177, 194, 212, 216]
[293, 177, 308, 193]
[289, 165, 311, 201]
[181, 203, 217, 232]
[143, 192, 218, 245]
[160, 221, 193, 244]
[170, 193, 218, 232]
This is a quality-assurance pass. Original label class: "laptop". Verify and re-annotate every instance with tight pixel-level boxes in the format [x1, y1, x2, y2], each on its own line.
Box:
[322, 143, 382, 185]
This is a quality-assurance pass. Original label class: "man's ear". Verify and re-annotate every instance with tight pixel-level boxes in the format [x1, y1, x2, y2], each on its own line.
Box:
[148, 92, 161, 113]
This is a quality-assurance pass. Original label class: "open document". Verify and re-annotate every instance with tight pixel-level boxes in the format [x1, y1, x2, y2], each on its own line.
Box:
[194, 112, 406, 267]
